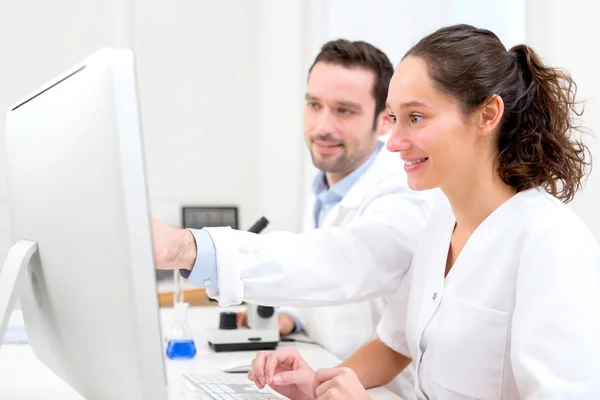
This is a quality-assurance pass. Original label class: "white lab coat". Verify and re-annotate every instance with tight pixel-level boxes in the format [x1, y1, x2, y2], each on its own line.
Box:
[377, 188, 600, 400]
[278, 147, 419, 399]
[204, 148, 438, 307]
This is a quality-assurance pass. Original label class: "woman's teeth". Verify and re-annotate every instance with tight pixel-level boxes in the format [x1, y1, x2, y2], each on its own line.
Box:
[406, 158, 427, 166]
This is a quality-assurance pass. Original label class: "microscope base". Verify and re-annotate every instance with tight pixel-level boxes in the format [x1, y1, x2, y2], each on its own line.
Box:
[206, 327, 280, 352]
[208, 341, 278, 352]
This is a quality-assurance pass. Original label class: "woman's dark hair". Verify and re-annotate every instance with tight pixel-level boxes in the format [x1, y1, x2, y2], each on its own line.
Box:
[404, 24, 591, 203]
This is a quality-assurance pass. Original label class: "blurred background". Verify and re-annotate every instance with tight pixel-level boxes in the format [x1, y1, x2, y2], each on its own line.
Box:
[0, 0, 598, 267]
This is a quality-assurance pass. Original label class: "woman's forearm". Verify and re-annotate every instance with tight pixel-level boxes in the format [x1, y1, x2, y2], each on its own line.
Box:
[338, 338, 411, 388]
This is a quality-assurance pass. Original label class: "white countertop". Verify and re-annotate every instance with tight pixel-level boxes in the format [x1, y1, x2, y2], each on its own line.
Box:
[0, 306, 401, 399]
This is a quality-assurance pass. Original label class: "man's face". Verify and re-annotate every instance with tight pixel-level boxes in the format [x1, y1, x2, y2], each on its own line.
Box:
[304, 62, 381, 178]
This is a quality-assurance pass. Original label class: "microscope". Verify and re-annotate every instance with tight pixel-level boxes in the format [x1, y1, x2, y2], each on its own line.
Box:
[207, 304, 280, 352]
[206, 217, 281, 352]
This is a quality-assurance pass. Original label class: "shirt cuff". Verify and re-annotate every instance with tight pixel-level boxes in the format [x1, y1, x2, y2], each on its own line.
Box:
[280, 308, 304, 334]
[185, 229, 219, 290]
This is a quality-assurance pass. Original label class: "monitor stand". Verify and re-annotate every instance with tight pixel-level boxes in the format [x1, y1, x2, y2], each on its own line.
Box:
[0, 240, 38, 350]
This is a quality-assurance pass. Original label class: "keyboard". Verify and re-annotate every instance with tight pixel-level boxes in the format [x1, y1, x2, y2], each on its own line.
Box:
[183, 373, 282, 399]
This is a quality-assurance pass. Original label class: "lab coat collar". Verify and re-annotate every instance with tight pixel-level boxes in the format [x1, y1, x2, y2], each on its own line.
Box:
[311, 140, 384, 200]
[337, 145, 404, 209]
[304, 142, 402, 230]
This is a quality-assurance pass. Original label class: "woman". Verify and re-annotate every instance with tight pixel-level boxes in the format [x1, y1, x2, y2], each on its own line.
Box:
[247, 24, 600, 399]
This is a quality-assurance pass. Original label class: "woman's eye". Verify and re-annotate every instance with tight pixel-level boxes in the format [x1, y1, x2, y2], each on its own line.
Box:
[388, 113, 397, 123]
[410, 114, 424, 124]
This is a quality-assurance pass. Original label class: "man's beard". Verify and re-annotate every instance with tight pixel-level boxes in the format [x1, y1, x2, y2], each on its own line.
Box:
[309, 131, 375, 173]
[309, 133, 350, 172]
[311, 149, 353, 173]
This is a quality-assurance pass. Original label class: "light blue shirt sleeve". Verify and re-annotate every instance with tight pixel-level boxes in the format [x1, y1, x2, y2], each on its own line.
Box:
[186, 229, 219, 290]
[279, 308, 304, 334]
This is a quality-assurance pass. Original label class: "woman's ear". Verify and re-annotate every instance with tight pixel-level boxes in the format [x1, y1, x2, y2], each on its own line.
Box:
[477, 94, 504, 137]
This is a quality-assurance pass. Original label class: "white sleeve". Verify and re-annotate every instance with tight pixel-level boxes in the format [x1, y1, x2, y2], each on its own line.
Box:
[205, 187, 432, 306]
[376, 267, 412, 359]
[511, 222, 600, 399]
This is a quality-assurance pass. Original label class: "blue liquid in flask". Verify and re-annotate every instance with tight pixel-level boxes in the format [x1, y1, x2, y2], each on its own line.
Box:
[166, 339, 197, 359]
[166, 302, 197, 360]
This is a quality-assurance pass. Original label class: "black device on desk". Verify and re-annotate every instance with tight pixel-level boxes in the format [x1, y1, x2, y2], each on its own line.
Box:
[182, 206, 239, 230]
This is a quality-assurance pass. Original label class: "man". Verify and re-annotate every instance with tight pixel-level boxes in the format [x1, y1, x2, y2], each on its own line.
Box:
[237, 39, 412, 394]
[153, 40, 437, 398]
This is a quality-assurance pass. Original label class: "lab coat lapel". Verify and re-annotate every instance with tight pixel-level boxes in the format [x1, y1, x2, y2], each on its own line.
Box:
[406, 203, 454, 362]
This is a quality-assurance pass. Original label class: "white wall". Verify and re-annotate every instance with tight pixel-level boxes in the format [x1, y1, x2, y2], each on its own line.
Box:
[254, 1, 307, 233]
[527, 0, 600, 243]
[134, 0, 308, 233]
[313, 0, 526, 67]
[133, 0, 263, 230]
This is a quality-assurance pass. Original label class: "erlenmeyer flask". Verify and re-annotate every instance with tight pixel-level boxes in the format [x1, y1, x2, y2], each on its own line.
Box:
[166, 302, 197, 359]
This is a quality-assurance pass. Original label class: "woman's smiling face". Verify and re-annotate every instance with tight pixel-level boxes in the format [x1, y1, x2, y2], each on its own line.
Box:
[386, 56, 487, 192]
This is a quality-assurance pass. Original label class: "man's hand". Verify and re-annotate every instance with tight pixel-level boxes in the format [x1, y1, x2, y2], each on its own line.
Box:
[151, 217, 197, 270]
[236, 312, 296, 336]
[277, 313, 296, 335]
[311, 368, 371, 400]
[248, 348, 314, 400]
[237, 311, 248, 328]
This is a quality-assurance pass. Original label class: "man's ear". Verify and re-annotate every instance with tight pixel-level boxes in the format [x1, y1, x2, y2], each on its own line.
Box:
[477, 94, 504, 137]
[375, 110, 393, 136]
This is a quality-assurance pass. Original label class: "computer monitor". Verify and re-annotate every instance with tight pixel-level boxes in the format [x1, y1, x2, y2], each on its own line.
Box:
[0, 49, 168, 399]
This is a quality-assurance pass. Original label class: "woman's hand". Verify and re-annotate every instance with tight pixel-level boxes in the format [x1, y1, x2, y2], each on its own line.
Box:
[311, 368, 371, 400]
[248, 348, 315, 400]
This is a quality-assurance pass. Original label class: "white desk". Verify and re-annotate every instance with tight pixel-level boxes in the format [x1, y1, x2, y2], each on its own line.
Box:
[1, 307, 401, 399]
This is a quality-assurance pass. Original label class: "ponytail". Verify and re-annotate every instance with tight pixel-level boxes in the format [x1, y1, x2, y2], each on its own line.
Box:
[497, 45, 590, 202]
